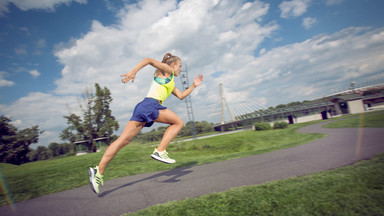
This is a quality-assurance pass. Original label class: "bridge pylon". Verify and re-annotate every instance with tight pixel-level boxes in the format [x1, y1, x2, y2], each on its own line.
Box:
[219, 83, 235, 124]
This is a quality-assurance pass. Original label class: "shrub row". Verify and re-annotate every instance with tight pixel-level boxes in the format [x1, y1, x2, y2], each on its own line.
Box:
[254, 122, 289, 131]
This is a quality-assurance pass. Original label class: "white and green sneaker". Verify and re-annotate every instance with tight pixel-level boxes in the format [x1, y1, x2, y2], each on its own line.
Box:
[151, 149, 176, 164]
[88, 166, 104, 194]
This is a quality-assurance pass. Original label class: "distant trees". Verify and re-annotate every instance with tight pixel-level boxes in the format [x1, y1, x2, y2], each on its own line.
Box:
[0, 115, 41, 165]
[275, 101, 310, 109]
[179, 121, 215, 137]
[27, 142, 74, 161]
[0, 115, 76, 164]
[134, 121, 215, 143]
[60, 83, 119, 152]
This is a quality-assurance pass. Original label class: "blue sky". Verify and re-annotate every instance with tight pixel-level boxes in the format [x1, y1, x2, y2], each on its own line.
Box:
[0, 0, 384, 147]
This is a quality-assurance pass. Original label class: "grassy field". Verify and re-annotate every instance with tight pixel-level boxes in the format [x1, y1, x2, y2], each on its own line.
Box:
[0, 111, 383, 208]
[126, 152, 384, 216]
[324, 111, 384, 128]
[125, 111, 384, 216]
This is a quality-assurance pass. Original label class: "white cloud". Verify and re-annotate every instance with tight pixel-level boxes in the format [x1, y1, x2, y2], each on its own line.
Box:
[35, 39, 47, 49]
[0, 0, 274, 146]
[229, 26, 384, 104]
[0, 79, 14, 87]
[279, 0, 311, 18]
[52, 0, 384, 126]
[259, 48, 267, 55]
[0, 0, 87, 16]
[0, 0, 9, 16]
[0, 92, 79, 147]
[302, 17, 317, 29]
[14, 45, 27, 55]
[53, 0, 277, 124]
[29, 69, 40, 77]
[0, 71, 15, 87]
[103, 0, 118, 12]
[10, 119, 22, 127]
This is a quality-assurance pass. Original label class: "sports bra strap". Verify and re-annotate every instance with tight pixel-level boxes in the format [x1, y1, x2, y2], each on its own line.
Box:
[154, 71, 174, 85]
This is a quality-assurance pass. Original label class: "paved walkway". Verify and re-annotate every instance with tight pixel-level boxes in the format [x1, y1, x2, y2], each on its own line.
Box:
[2, 121, 384, 216]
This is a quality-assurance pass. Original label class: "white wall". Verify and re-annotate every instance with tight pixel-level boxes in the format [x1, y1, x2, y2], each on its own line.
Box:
[348, 99, 365, 114]
[295, 113, 324, 123]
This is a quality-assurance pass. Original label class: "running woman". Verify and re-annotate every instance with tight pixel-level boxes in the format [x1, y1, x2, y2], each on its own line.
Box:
[88, 53, 204, 194]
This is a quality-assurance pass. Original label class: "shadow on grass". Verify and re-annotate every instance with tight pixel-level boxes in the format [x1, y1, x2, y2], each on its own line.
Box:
[98, 161, 198, 198]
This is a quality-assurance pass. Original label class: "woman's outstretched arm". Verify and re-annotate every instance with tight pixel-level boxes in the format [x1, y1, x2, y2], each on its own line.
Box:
[172, 74, 204, 100]
[121, 58, 172, 83]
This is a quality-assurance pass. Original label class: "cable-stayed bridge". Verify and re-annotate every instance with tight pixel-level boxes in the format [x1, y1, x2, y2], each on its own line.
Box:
[211, 82, 384, 132]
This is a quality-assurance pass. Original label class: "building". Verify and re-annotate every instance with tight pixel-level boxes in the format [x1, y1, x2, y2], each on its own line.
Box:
[75, 137, 110, 156]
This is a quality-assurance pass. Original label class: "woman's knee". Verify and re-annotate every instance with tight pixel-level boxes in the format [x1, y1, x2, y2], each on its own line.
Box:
[118, 121, 144, 145]
[174, 118, 184, 129]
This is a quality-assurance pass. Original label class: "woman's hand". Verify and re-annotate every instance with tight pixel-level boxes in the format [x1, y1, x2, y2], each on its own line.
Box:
[193, 74, 204, 87]
[121, 71, 136, 84]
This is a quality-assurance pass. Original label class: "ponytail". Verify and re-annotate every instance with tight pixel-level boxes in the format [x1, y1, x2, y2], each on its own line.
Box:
[161, 53, 172, 63]
[161, 53, 180, 65]
[155, 53, 181, 75]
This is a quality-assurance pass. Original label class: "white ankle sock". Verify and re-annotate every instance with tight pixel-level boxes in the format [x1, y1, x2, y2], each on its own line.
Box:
[156, 149, 165, 153]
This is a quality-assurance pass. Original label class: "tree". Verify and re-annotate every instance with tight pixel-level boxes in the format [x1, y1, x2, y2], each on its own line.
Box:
[48, 142, 60, 158]
[60, 83, 119, 152]
[27, 149, 39, 162]
[35, 146, 49, 160]
[0, 116, 41, 165]
[59, 143, 73, 156]
[93, 84, 119, 139]
[28, 142, 74, 161]
[195, 121, 214, 133]
[60, 113, 84, 144]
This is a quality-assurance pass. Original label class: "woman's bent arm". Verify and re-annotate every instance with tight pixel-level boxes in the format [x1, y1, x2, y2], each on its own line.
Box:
[121, 58, 172, 83]
[172, 74, 203, 100]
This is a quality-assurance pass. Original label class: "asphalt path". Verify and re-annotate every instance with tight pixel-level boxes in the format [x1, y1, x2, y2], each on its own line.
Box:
[2, 120, 384, 216]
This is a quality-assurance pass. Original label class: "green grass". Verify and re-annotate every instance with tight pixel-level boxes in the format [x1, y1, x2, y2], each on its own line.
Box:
[324, 110, 384, 128]
[123, 111, 384, 215]
[126, 153, 384, 216]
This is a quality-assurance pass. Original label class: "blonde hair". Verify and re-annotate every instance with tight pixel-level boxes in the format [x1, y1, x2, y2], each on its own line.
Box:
[155, 53, 181, 76]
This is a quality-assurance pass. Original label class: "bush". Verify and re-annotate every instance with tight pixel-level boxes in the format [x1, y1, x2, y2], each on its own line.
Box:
[273, 122, 289, 129]
[253, 122, 272, 131]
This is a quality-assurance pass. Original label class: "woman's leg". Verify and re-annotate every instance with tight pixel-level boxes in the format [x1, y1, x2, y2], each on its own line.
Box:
[98, 120, 145, 175]
[154, 109, 184, 151]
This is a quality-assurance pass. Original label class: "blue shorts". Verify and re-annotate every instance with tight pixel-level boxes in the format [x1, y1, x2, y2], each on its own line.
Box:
[130, 97, 167, 127]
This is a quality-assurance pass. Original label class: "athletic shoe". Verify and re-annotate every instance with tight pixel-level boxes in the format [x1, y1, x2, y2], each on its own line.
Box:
[151, 149, 176, 164]
[88, 166, 104, 194]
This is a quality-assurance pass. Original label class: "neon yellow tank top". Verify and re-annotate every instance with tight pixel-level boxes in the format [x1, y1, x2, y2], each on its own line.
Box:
[146, 71, 175, 104]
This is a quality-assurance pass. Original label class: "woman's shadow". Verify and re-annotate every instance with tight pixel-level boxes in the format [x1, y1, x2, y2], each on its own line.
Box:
[98, 161, 198, 198]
